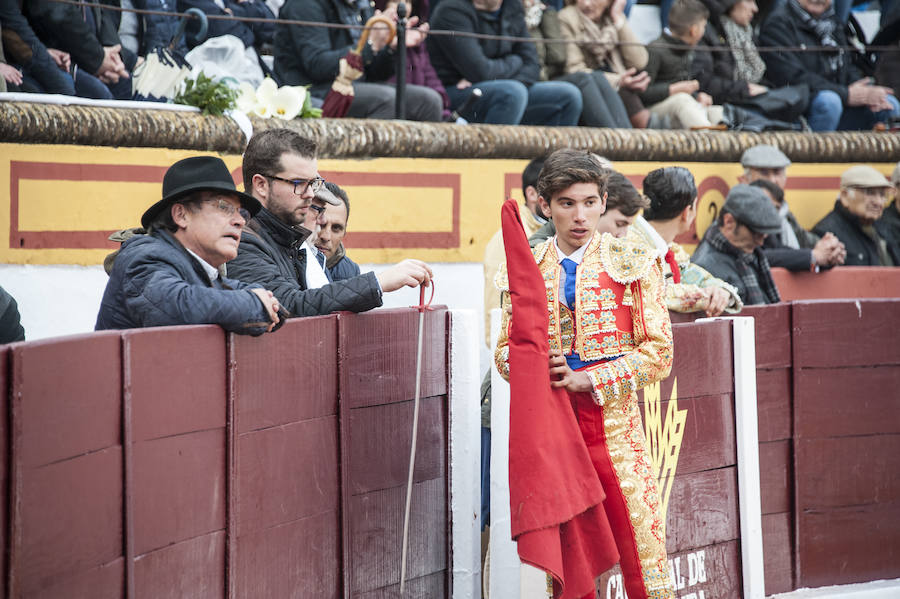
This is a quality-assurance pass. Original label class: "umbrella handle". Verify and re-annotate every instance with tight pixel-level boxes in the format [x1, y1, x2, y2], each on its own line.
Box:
[354, 15, 396, 54]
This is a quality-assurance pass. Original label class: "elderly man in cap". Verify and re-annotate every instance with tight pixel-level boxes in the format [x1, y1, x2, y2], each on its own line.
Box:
[96, 156, 281, 334]
[228, 128, 432, 317]
[813, 166, 900, 266]
[738, 144, 845, 271]
[693, 184, 783, 305]
[877, 162, 900, 243]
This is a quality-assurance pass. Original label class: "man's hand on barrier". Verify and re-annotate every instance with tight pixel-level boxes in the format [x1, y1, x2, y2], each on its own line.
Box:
[548, 350, 592, 393]
[705, 287, 731, 317]
[813, 233, 846, 267]
[376, 259, 433, 292]
[250, 288, 281, 332]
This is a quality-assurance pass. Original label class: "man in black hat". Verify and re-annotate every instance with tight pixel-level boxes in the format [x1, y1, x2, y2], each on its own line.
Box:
[228, 128, 432, 317]
[95, 155, 282, 335]
[692, 184, 782, 304]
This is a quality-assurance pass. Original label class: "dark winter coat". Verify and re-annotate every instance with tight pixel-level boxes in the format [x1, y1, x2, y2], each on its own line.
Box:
[95, 230, 273, 335]
[877, 201, 900, 243]
[274, 0, 395, 97]
[428, 0, 540, 87]
[641, 33, 695, 106]
[813, 200, 900, 266]
[691, 2, 754, 105]
[177, 0, 274, 49]
[133, 0, 187, 55]
[0, 285, 24, 344]
[758, 3, 863, 104]
[227, 209, 383, 317]
[25, 0, 125, 75]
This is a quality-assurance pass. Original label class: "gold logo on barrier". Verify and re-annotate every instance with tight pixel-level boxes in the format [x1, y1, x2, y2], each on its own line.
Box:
[643, 379, 687, 523]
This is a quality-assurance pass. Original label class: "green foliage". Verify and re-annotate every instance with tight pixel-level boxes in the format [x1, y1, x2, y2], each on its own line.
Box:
[174, 72, 238, 116]
[301, 89, 322, 119]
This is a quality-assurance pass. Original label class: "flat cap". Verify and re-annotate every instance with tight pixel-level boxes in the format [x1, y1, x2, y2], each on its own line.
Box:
[840, 165, 892, 189]
[315, 186, 341, 206]
[722, 184, 783, 235]
[740, 145, 791, 169]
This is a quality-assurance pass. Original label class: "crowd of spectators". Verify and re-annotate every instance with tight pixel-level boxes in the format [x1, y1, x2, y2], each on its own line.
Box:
[2, 0, 898, 130]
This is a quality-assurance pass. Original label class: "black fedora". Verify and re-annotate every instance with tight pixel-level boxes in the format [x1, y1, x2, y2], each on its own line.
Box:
[141, 156, 262, 228]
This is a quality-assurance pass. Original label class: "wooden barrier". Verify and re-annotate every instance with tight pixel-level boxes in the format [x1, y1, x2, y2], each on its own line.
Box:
[771, 267, 900, 301]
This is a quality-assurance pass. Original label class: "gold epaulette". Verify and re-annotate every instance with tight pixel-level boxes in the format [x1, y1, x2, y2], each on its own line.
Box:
[599, 233, 657, 285]
[494, 239, 553, 292]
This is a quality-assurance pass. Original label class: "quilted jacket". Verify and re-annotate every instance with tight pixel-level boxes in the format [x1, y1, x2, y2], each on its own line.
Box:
[227, 208, 383, 317]
[95, 230, 273, 335]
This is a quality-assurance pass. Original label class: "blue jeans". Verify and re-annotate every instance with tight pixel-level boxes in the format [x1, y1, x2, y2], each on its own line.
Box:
[446, 79, 582, 126]
[807, 89, 900, 132]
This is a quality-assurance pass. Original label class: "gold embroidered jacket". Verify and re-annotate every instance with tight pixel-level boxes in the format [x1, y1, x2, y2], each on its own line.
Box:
[495, 232, 674, 407]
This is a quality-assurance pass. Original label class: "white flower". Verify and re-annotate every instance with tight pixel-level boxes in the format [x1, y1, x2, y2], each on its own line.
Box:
[252, 102, 271, 118]
[270, 86, 304, 120]
[235, 81, 257, 113]
[256, 77, 278, 104]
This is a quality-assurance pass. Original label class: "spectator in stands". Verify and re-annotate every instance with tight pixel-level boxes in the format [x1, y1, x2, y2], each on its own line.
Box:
[120, 1, 188, 58]
[0, 285, 25, 344]
[877, 162, 900, 242]
[229, 128, 433, 317]
[692, 184, 782, 304]
[26, 0, 138, 99]
[96, 156, 282, 335]
[691, 0, 770, 106]
[594, 172, 648, 237]
[633, 166, 742, 315]
[759, 0, 900, 131]
[559, 0, 664, 128]
[483, 156, 548, 345]
[526, 0, 632, 128]
[1, 0, 111, 97]
[640, 0, 725, 129]
[274, 0, 443, 121]
[178, 0, 275, 51]
[813, 166, 900, 266]
[427, 0, 582, 126]
[736, 145, 846, 271]
[315, 182, 362, 282]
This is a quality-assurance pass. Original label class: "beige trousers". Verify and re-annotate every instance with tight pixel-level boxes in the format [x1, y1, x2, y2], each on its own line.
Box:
[649, 92, 724, 129]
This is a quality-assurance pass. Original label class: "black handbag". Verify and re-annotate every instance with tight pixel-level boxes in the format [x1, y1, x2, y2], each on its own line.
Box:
[734, 84, 810, 123]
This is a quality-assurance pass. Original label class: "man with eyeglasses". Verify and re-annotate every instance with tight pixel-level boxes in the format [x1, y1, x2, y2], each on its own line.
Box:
[812, 166, 900, 266]
[228, 128, 432, 317]
[692, 184, 783, 304]
[96, 156, 282, 334]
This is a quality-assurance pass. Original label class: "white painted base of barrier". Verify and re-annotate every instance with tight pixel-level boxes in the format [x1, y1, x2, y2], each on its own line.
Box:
[449, 309, 483, 599]
[771, 579, 900, 599]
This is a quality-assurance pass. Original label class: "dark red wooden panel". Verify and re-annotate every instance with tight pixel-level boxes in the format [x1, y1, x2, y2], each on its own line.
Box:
[762, 512, 793, 596]
[796, 436, 900, 509]
[0, 346, 7, 599]
[643, 392, 735, 476]
[354, 571, 446, 599]
[670, 320, 733, 398]
[597, 540, 742, 599]
[349, 396, 446, 495]
[19, 448, 123, 595]
[756, 368, 792, 443]
[741, 304, 791, 368]
[29, 559, 124, 599]
[792, 300, 900, 368]
[794, 366, 900, 438]
[759, 440, 791, 515]
[338, 308, 447, 409]
[124, 326, 226, 442]
[665, 468, 740, 553]
[132, 429, 226, 556]
[133, 531, 225, 599]
[798, 502, 900, 588]
[232, 316, 338, 433]
[348, 478, 447, 594]
[11, 332, 121, 468]
[236, 417, 339, 535]
[235, 512, 341, 599]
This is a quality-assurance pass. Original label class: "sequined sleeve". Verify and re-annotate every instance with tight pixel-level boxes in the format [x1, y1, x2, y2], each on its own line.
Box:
[677, 261, 743, 314]
[493, 264, 511, 381]
[585, 259, 673, 406]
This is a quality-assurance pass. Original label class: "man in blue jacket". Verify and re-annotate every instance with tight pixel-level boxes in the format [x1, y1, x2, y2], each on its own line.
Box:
[96, 156, 282, 335]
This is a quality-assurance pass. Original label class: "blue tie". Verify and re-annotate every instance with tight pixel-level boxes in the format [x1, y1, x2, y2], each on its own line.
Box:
[561, 258, 578, 308]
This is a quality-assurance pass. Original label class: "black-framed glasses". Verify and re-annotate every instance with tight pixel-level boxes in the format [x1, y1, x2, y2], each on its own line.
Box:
[264, 173, 325, 195]
[309, 203, 326, 217]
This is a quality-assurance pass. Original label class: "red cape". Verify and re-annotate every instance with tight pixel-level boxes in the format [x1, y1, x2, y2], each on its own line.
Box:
[501, 199, 619, 599]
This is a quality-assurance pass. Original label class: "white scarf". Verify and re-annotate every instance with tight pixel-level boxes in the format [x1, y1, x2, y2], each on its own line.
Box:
[778, 202, 800, 249]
